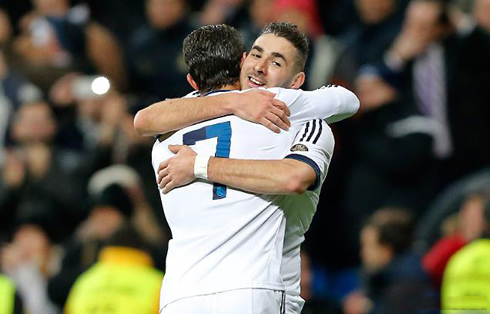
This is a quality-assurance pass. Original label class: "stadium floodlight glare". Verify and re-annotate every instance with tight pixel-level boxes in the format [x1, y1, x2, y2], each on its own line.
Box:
[91, 76, 111, 95]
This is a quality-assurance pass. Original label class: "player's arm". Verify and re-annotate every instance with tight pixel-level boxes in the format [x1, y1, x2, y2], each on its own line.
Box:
[133, 89, 291, 136]
[209, 158, 316, 195]
[272, 85, 360, 124]
[158, 147, 314, 195]
[158, 120, 333, 195]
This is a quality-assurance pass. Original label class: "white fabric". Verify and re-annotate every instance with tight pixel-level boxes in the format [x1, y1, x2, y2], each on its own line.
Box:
[160, 289, 285, 314]
[153, 86, 356, 311]
[281, 119, 334, 313]
[194, 154, 211, 180]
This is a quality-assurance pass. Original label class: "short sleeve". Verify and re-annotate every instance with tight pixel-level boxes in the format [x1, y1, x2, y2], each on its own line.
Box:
[284, 119, 334, 191]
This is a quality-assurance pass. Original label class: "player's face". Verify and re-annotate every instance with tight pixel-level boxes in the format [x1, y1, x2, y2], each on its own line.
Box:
[240, 34, 304, 90]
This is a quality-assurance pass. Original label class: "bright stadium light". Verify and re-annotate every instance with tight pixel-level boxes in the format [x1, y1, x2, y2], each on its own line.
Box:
[91, 76, 111, 95]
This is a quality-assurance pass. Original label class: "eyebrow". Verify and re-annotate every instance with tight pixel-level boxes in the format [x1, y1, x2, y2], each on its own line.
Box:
[251, 45, 264, 53]
[251, 45, 287, 63]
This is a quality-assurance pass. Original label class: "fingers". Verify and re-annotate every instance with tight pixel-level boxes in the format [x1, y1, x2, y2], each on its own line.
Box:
[162, 180, 177, 194]
[265, 111, 289, 132]
[262, 118, 281, 134]
[159, 175, 171, 190]
[168, 144, 183, 154]
[272, 99, 290, 117]
[270, 105, 291, 129]
[157, 166, 168, 186]
[157, 159, 170, 183]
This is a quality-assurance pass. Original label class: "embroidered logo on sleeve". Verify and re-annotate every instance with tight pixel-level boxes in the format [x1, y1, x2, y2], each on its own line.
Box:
[290, 144, 309, 152]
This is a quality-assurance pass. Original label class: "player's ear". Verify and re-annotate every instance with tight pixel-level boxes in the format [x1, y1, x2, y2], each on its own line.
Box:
[186, 74, 199, 91]
[240, 52, 247, 67]
[289, 72, 306, 89]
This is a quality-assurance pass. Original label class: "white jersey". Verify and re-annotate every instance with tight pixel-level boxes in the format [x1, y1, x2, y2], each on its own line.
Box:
[152, 86, 358, 309]
[280, 120, 334, 313]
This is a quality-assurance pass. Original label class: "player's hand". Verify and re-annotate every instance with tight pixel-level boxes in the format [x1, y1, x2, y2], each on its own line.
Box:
[229, 90, 290, 133]
[158, 145, 197, 194]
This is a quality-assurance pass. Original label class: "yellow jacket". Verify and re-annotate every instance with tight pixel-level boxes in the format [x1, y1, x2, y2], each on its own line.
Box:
[65, 247, 163, 314]
[442, 239, 490, 313]
[0, 274, 16, 314]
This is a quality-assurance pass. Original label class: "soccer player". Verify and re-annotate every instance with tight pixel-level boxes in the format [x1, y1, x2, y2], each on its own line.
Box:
[134, 23, 356, 137]
[142, 24, 359, 313]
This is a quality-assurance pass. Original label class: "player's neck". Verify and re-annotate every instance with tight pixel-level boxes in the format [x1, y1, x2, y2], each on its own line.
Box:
[199, 82, 240, 96]
[220, 81, 240, 91]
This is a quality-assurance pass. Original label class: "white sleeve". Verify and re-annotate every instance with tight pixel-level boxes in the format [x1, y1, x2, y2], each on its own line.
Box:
[283, 119, 334, 191]
[269, 85, 360, 125]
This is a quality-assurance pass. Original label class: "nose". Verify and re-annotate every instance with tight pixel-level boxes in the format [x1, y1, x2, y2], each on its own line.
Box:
[253, 58, 267, 74]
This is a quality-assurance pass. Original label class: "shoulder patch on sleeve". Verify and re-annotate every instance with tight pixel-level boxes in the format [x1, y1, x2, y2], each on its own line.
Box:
[290, 144, 309, 152]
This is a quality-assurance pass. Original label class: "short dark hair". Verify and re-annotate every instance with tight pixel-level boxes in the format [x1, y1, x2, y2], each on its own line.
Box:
[261, 22, 309, 72]
[365, 208, 414, 255]
[105, 222, 149, 252]
[183, 24, 246, 94]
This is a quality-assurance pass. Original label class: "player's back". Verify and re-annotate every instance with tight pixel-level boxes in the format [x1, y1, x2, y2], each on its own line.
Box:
[152, 113, 300, 307]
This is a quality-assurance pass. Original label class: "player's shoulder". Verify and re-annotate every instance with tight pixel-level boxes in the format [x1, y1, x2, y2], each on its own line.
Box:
[267, 86, 346, 105]
[265, 87, 302, 95]
[298, 119, 335, 149]
[262, 87, 303, 107]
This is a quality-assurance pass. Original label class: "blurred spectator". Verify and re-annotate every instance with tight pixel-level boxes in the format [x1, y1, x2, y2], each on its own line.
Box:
[474, 0, 490, 32]
[50, 77, 162, 230]
[316, 0, 359, 38]
[359, 0, 490, 182]
[87, 165, 168, 248]
[239, 0, 274, 49]
[447, 0, 490, 180]
[272, 0, 342, 89]
[49, 76, 128, 153]
[124, 0, 195, 100]
[49, 78, 156, 182]
[0, 46, 42, 166]
[10, 0, 126, 92]
[441, 194, 490, 312]
[0, 272, 23, 314]
[199, 0, 246, 26]
[80, 0, 145, 46]
[332, 0, 406, 88]
[47, 183, 133, 307]
[423, 190, 489, 289]
[362, 0, 456, 158]
[300, 250, 343, 314]
[64, 223, 163, 314]
[307, 0, 408, 269]
[415, 168, 490, 251]
[0, 8, 12, 43]
[343, 208, 436, 314]
[1, 220, 62, 314]
[0, 101, 86, 241]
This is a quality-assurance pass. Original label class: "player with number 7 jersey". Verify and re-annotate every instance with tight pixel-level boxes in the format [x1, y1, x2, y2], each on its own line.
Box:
[152, 85, 358, 311]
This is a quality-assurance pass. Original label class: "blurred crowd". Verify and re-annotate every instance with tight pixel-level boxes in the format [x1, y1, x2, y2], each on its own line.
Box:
[0, 0, 489, 313]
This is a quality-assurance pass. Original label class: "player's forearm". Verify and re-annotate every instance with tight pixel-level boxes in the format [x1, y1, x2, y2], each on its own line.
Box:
[207, 158, 315, 194]
[133, 96, 234, 136]
[325, 86, 360, 123]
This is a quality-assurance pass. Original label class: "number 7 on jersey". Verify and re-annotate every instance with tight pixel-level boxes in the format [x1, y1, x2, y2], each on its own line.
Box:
[183, 122, 231, 200]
